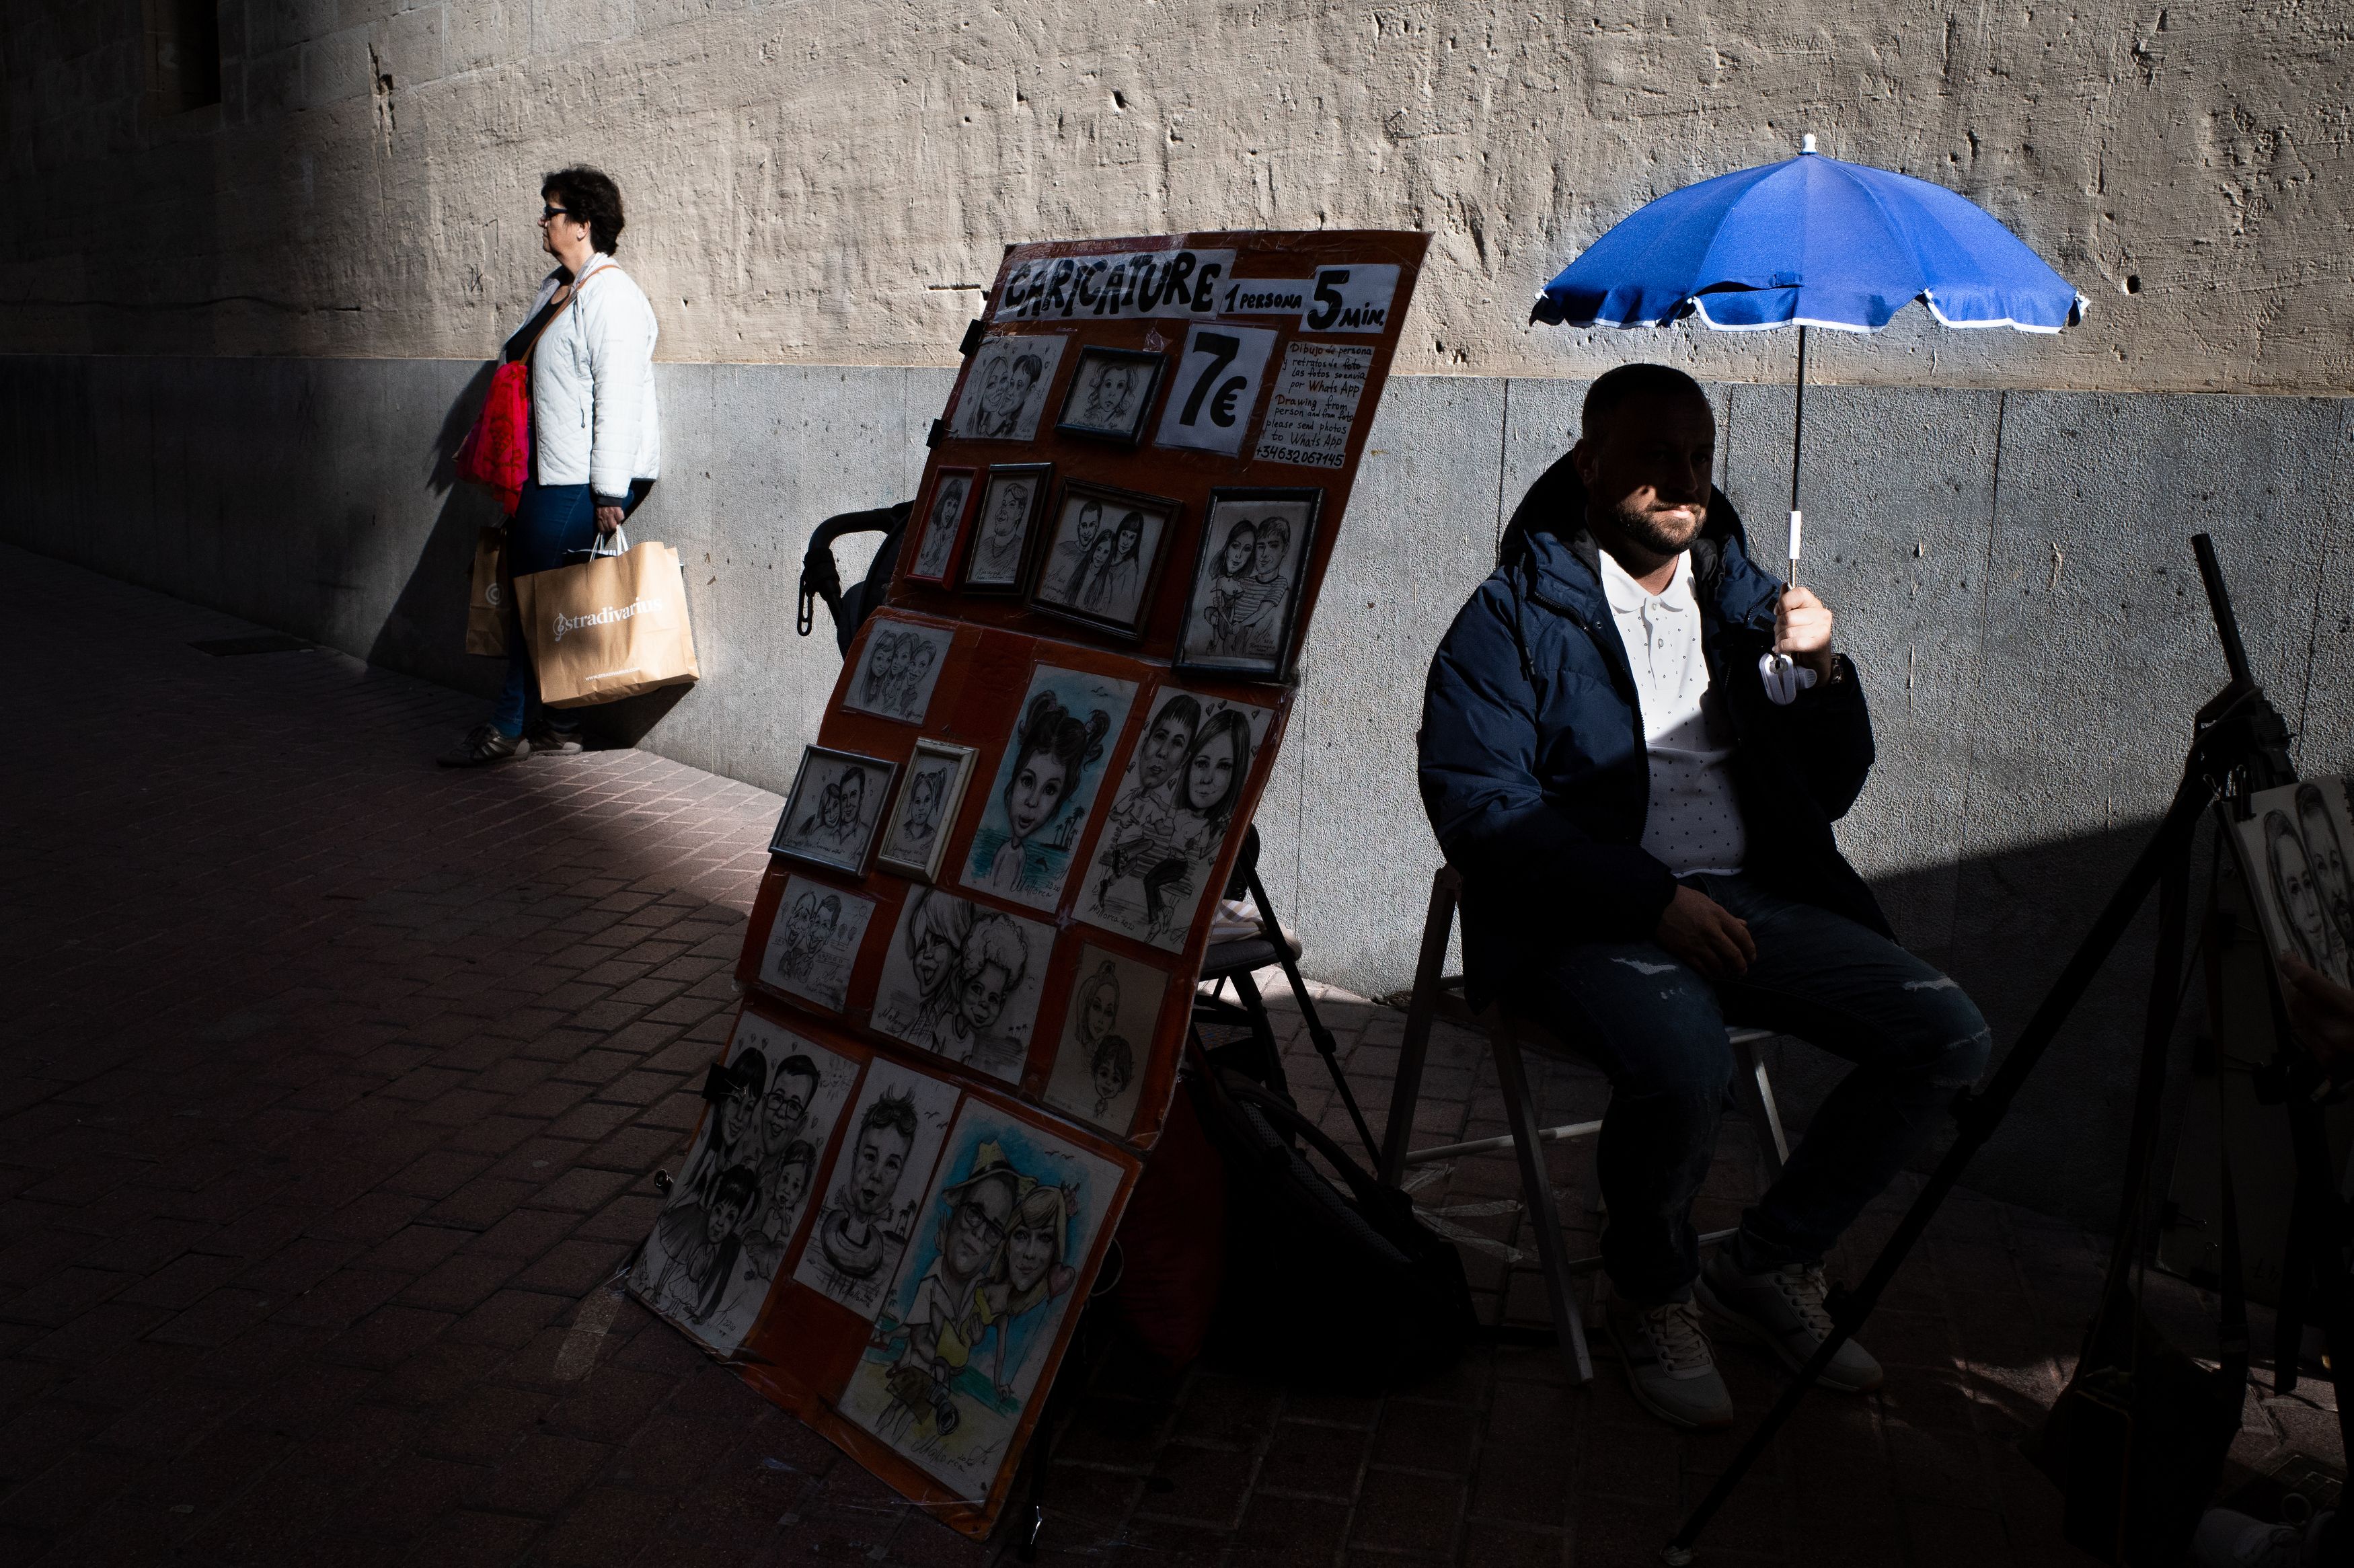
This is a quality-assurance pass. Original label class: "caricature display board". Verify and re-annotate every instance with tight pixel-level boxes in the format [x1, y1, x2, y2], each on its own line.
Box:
[634, 231, 1427, 1538]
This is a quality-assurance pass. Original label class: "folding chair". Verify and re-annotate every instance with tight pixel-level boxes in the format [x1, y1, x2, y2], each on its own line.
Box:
[1377, 866, 1792, 1383]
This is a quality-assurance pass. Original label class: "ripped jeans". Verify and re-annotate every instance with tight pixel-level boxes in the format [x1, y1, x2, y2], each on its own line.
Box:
[1509, 871, 1992, 1304]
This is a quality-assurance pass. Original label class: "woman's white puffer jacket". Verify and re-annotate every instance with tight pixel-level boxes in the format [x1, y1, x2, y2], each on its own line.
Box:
[525, 253, 661, 499]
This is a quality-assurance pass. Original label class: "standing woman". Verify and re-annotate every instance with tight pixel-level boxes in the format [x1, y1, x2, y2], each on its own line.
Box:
[442, 166, 662, 766]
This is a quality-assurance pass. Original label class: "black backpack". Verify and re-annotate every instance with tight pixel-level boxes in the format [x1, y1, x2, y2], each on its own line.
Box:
[1188, 1059, 1476, 1392]
[796, 501, 913, 654]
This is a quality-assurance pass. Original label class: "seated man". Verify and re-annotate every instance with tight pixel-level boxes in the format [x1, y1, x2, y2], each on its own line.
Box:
[1417, 362, 1992, 1429]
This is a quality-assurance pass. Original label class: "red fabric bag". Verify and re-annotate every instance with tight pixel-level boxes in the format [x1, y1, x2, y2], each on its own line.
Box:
[455, 277, 593, 515]
[454, 361, 533, 514]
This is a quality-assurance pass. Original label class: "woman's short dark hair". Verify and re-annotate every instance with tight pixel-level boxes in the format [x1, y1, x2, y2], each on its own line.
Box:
[543, 165, 625, 255]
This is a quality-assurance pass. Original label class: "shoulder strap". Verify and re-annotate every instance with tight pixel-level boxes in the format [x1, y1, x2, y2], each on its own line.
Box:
[508, 265, 610, 366]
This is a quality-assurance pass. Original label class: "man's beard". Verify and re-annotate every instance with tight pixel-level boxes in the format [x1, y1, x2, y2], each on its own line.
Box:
[1609, 496, 1706, 557]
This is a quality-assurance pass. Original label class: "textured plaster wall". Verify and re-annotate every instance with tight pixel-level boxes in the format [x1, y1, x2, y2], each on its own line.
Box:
[5, 352, 2351, 1223]
[6, 0, 2353, 391]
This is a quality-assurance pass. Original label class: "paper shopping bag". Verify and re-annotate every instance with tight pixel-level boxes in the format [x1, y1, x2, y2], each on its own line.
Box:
[515, 537, 701, 708]
[465, 526, 507, 656]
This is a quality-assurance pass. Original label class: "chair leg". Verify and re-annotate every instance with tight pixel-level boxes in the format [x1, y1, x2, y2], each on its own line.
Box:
[1490, 1017, 1594, 1384]
[1729, 1037, 1790, 1183]
[1381, 871, 1459, 1185]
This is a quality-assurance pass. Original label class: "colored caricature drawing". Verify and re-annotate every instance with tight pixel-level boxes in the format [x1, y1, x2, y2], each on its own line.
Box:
[960, 667, 1138, 913]
[835, 1107, 1121, 1501]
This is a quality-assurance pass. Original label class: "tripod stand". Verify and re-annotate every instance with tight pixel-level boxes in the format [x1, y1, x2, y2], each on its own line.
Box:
[1665, 535, 2354, 1563]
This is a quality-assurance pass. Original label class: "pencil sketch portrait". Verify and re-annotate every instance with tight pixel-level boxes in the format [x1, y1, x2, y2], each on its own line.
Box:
[842, 618, 954, 727]
[950, 334, 1067, 442]
[790, 1058, 960, 1319]
[960, 666, 1139, 913]
[1078, 693, 1273, 951]
[870, 887, 1051, 1084]
[758, 875, 876, 1013]
[1175, 489, 1320, 678]
[771, 746, 896, 875]
[1042, 947, 1168, 1136]
[907, 469, 974, 581]
[876, 740, 977, 884]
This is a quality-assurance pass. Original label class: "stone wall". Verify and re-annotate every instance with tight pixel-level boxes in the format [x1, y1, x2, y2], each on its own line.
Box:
[5, 1, 2352, 391]
[6, 351, 2349, 1224]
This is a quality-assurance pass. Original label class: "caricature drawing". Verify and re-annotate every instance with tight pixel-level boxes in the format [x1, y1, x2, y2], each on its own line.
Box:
[837, 1107, 1121, 1500]
[1042, 947, 1164, 1133]
[911, 477, 969, 577]
[875, 1144, 1023, 1438]
[631, 1017, 860, 1354]
[952, 336, 1065, 442]
[1088, 693, 1200, 935]
[1075, 510, 1147, 621]
[2298, 782, 2354, 982]
[1081, 695, 1269, 950]
[1037, 500, 1102, 600]
[815, 1089, 920, 1285]
[844, 621, 952, 726]
[964, 684, 1118, 904]
[969, 478, 1034, 584]
[874, 890, 1046, 1081]
[761, 877, 875, 1012]
[792, 1062, 958, 1316]
[1178, 492, 1318, 676]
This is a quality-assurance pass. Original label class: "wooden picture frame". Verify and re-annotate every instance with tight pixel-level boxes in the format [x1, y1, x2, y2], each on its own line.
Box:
[769, 744, 898, 876]
[1025, 481, 1181, 641]
[1172, 486, 1323, 682]
[874, 739, 979, 883]
[1053, 346, 1165, 445]
[958, 463, 1054, 595]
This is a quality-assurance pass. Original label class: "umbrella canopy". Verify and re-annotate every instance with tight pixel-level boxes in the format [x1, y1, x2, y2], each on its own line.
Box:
[1533, 141, 2086, 335]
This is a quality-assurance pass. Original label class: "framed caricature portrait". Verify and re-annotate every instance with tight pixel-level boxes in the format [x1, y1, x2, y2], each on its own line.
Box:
[959, 464, 1053, 594]
[1173, 487, 1322, 680]
[1055, 346, 1164, 445]
[949, 331, 1069, 442]
[1026, 481, 1180, 640]
[875, 739, 978, 882]
[769, 745, 897, 875]
[904, 467, 977, 585]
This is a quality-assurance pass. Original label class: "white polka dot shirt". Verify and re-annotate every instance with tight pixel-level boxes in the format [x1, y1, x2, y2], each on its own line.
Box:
[1598, 549, 1749, 877]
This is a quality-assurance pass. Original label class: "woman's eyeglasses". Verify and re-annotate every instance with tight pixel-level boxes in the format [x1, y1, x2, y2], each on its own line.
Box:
[540, 205, 571, 222]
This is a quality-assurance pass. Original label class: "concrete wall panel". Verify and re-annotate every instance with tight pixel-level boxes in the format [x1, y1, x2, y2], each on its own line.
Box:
[9, 350, 2349, 1228]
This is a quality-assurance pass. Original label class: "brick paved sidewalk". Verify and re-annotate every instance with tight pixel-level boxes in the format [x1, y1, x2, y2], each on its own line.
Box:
[0, 546, 2337, 1568]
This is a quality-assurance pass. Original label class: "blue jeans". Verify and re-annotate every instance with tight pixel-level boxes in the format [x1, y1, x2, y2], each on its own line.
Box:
[493, 479, 650, 737]
[1508, 871, 1991, 1304]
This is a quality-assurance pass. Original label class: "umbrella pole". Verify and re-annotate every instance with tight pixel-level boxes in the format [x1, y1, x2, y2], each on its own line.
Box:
[1786, 324, 1807, 585]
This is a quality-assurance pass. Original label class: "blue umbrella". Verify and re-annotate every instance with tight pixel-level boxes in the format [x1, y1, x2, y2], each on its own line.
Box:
[1533, 134, 2084, 635]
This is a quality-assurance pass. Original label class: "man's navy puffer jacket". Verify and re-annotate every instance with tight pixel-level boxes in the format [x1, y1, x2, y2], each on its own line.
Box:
[1416, 454, 1888, 1007]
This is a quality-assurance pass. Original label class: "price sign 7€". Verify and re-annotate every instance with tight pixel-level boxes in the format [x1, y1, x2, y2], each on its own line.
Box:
[1153, 323, 1279, 456]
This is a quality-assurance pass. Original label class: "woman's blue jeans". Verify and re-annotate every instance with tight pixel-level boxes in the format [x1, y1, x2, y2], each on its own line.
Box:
[1507, 871, 1993, 1304]
[492, 479, 649, 737]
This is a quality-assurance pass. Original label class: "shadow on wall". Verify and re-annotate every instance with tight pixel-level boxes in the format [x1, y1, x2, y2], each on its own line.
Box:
[1755, 809, 2226, 1232]
[356, 364, 690, 749]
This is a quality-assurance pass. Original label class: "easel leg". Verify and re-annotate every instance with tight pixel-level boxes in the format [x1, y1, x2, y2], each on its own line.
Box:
[1492, 1017, 1594, 1384]
[1248, 866, 1380, 1164]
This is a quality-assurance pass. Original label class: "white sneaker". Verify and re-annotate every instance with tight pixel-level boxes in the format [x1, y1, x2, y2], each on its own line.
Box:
[1696, 1253, 1884, 1393]
[1604, 1296, 1733, 1429]
[2192, 1507, 2330, 1568]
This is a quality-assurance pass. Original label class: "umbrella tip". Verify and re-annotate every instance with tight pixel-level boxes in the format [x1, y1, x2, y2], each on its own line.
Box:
[1801, 132, 1817, 155]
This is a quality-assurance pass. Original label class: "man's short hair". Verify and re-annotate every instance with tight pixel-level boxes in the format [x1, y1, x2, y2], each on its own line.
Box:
[1581, 363, 1710, 441]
